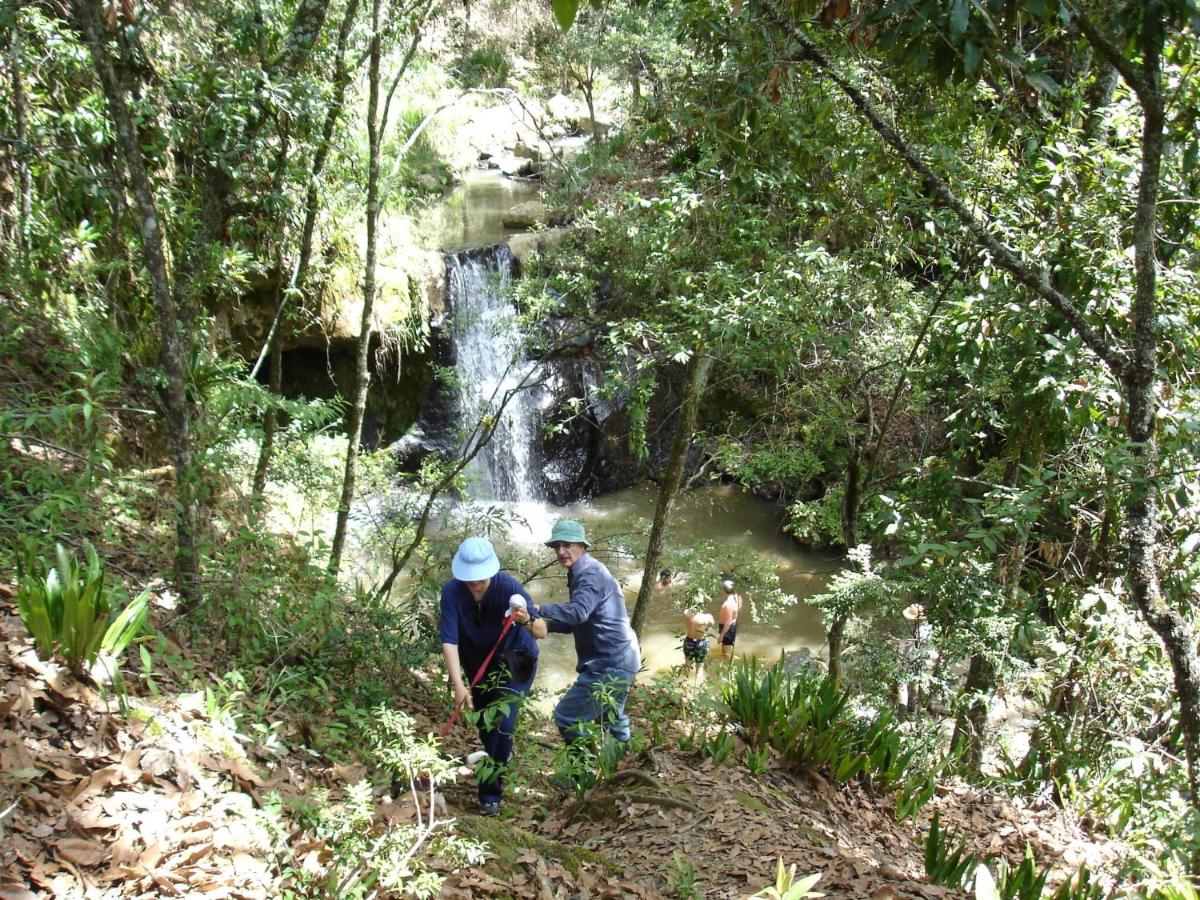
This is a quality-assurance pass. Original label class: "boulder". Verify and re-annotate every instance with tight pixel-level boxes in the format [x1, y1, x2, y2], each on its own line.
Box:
[577, 116, 613, 137]
[495, 153, 536, 177]
[545, 93, 582, 125]
[512, 141, 542, 161]
[502, 200, 546, 229]
[781, 648, 826, 677]
[507, 227, 571, 265]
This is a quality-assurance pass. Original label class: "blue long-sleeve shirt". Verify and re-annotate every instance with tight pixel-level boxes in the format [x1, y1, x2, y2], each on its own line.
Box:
[540, 553, 641, 676]
[440, 571, 539, 677]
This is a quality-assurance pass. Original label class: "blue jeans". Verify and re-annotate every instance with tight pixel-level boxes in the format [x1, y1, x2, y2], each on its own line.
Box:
[553, 668, 636, 745]
[472, 666, 535, 805]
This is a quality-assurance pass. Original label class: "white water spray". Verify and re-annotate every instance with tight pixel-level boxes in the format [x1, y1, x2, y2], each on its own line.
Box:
[445, 245, 544, 502]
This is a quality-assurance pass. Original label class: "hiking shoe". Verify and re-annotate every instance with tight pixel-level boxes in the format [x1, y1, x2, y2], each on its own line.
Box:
[479, 800, 501, 817]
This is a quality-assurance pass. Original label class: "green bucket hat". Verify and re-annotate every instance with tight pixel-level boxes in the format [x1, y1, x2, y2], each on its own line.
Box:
[545, 519, 590, 547]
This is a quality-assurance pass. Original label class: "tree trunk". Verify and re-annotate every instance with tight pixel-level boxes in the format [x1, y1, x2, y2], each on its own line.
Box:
[827, 438, 861, 688]
[328, 0, 384, 575]
[251, 325, 284, 507]
[250, 126, 293, 513]
[1115, 6, 1200, 807]
[950, 652, 995, 775]
[630, 352, 713, 638]
[7, 24, 31, 257]
[70, 0, 201, 604]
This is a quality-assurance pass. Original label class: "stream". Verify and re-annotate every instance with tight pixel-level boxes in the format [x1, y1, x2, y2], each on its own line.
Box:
[399, 165, 841, 700]
[504, 484, 839, 699]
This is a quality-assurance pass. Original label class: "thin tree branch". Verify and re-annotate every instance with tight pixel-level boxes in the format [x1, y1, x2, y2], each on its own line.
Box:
[1071, 9, 1146, 99]
[765, 9, 1129, 378]
[863, 276, 957, 489]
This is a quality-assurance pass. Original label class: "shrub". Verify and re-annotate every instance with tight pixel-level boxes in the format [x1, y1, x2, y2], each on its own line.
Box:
[720, 657, 917, 789]
[459, 43, 510, 89]
[16, 541, 149, 677]
[718, 655, 791, 750]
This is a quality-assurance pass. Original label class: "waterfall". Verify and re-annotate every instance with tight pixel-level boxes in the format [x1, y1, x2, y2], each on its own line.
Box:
[445, 245, 544, 502]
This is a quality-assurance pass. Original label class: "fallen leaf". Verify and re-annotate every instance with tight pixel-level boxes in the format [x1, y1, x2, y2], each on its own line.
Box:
[55, 835, 105, 866]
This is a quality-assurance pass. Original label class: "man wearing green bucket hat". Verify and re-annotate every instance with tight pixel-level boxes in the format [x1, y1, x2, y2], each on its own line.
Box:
[516, 519, 641, 751]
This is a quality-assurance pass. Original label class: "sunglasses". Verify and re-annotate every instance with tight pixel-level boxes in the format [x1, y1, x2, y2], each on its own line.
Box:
[548, 541, 575, 550]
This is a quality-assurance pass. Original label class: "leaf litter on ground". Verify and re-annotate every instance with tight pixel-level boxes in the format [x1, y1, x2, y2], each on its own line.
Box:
[0, 591, 1124, 898]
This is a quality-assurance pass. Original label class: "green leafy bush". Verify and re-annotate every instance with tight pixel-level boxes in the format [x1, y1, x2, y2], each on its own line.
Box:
[459, 43, 510, 88]
[701, 729, 735, 765]
[16, 541, 149, 677]
[745, 745, 770, 776]
[719, 657, 916, 788]
[718, 655, 791, 750]
[924, 811, 978, 890]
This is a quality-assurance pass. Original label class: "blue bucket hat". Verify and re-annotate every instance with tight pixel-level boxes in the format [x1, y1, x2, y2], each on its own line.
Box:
[545, 519, 590, 547]
[452, 537, 501, 581]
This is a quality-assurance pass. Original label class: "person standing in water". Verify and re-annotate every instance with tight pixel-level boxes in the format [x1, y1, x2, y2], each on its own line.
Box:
[681, 607, 715, 681]
[717, 578, 743, 661]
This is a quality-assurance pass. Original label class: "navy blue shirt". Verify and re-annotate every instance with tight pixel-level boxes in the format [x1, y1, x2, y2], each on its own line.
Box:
[541, 553, 641, 676]
[439, 571, 539, 676]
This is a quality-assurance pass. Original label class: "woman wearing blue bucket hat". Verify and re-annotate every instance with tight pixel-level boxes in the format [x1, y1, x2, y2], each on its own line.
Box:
[439, 536, 539, 816]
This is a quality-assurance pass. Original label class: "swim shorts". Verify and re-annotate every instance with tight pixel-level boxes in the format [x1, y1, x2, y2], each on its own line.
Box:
[720, 621, 738, 646]
[682, 637, 709, 663]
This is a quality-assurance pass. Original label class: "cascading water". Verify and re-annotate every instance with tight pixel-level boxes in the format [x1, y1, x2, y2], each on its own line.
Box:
[445, 244, 544, 502]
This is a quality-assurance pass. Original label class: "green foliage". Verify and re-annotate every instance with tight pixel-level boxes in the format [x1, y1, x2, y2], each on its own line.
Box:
[744, 745, 770, 776]
[750, 858, 824, 899]
[989, 846, 1048, 900]
[266, 706, 487, 898]
[458, 42, 510, 89]
[550, 678, 631, 793]
[718, 655, 792, 750]
[701, 728, 735, 765]
[784, 488, 847, 548]
[895, 757, 944, 821]
[718, 657, 916, 788]
[16, 541, 149, 677]
[387, 106, 453, 195]
[926, 814, 1097, 900]
[924, 812, 979, 890]
[634, 677, 690, 749]
[805, 545, 889, 633]
[1048, 866, 1105, 900]
[669, 851, 702, 900]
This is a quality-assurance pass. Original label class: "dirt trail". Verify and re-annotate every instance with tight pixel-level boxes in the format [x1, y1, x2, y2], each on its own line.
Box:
[0, 598, 1119, 898]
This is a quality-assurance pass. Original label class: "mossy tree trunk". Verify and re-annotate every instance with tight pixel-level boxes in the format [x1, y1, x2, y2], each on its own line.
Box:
[630, 351, 712, 638]
[328, 0, 385, 575]
[70, 0, 201, 605]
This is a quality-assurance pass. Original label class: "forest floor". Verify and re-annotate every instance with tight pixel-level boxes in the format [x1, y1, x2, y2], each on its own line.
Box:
[0, 592, 1123, 899]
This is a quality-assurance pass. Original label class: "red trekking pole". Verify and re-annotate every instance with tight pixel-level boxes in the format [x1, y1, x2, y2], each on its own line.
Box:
[438, 596, 527, 738]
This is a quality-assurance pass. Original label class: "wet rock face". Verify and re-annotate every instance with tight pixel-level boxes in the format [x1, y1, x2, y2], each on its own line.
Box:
[537, 353, 628, 503]
[389, 325, 459, 468]
[270, 335, 435, 449]
[389, 298, 662, 504]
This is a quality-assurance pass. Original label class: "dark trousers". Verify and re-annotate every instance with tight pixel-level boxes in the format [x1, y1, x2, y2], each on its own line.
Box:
[471, 666, 535, 804]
